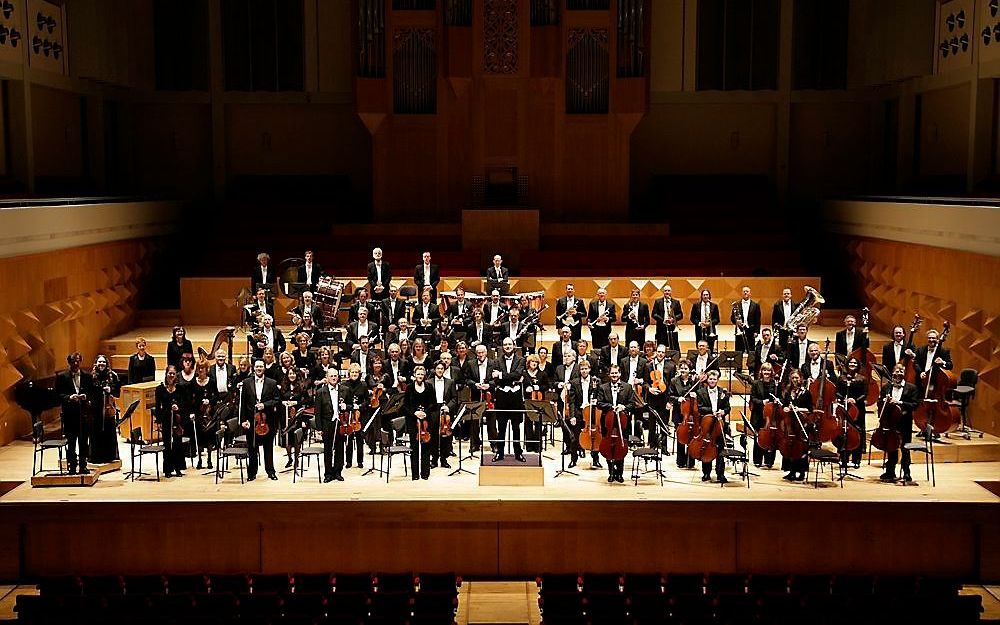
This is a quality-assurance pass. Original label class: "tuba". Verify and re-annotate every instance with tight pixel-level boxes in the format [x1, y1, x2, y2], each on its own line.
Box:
[784, 286, 825, 330]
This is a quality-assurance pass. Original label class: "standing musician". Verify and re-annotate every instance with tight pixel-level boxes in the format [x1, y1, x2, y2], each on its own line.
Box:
[522, 353, 549, 453]
[167, 326, 194, 371]
[575, 340, 600, 376]
[251, 252, 276, 292]
[367, 247, 392, 301]
[492, 337, 526, 462]
[486, 254, 511, 296]
[351, 336, 379, 376]
[250, 315, 286, 359]
[645, 344, 675, 448]
[467, 307, 492, 351]
[245, 287, 273, 328]
[56, 353, 94, 475]
[555, 352, 579, 464]
[404, 364, 436, 480]
[154, 364, 185, 478]
[750, 327, 783, 378]
[551, 327, 577, 365]
[413, 251, 441, 302]
[297, 249, 323, 291]
[836, 357, 867, 469]
[366, 356, 392, 449]
[88, 355, 121, 465]
[239, 360, 281, 481]
[315, 368, 348, 482]
[881, 325, 909, 372]
[344, 363, 369, 470]
[599, 333, 625, 380]
[348, 288, 374, 323]
[188, 362, 217, 470]
[210, 349, 237, 402]
[800, 343, 835, 383]
[781, 369, 813, 482]
[446, 285, 473, 341]
[691, 289, 721, 352]
[555, 283, 586, 342]
[347, 306, 378, 349]
[261, 347, 282, 381]
[668, 360, 695, 469]
[748, 363, 779, 468]
[771, 288, 796, 348]
[622, 288, 650, 349]
[312, 346, 337, 383]
[597, 365, 634, 483]
[652, 284, 684, 352]
[500, 307, 529, 354]
[128, 337, 157, 384]
[383, 286, 408, 335]
[621, 341, 649, 438]
[731, 286, 762, 372]
[412, 288, 441, 340]
[879, 363, 919, 483]
[537, 346, 556, 381]
[291, 332, 316, 374]
[483, 290, 508, 332]
[280, 368, 312, 469]
[692, 340, 718, 377]
[835, 314, 869, 358]
[290, 291, 324, 329]
[385, 343, 408, 392]
[587, 288, 616, 350]
[429, 360, 458, 469]
[914, 328, 953, 387]
[570, 360, 601, 469]
[787, 324, 814, 370]
[463, 344, 497, 453]
[696, 369, 730, 484]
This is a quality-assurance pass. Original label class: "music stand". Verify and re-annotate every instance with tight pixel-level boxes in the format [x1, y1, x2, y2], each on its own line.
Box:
[361, 406, 384, 477]
[118, 400, 141, 477]
[448, 406, 475, 476]
[524, 399, 556, 459]
[463, 401, 488, 461]
[718, 351, 739, 394]
[663, 349, 681, 364]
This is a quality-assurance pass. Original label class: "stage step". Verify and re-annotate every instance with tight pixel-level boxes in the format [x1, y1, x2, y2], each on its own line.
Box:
[479, 459, 545, 486]
[465, 581, 537, 625]
[30, 460, 120, 487]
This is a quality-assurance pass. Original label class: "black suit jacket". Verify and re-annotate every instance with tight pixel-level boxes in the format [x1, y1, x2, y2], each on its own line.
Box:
[366, 261, 392, 298]
[296, 262, 324, 289]
[412, 302, 442, 331]
[208, 363, 238, 394]
[835, 328, 870, 356]
[482, 302, 508, 326]
[251, 265, 277, 290]
[462, 358, 499, 401]
[56, 369, 94, 424]
[914, 345, 953, 373]
[485, 266, 510, 293]
[551, 340, 578, 366]
[555, 296, 586, 330]
[652, 297, 684, 333]
[731, 300, 762, 336]
[569, 375, 601, 413]
[413, 263, 440, 293]
[622, 301, 650, 333]
[879, 381, 919, 417]
[696, 386, 732, 417]
[751, 340, 784, 373]
[690, 301, 721, 337]
[587, 300, 617, 326]
[599, 345, 627, 373]
[618, 356, 650, 385]
[466, 322, 493, 349]
[346, 320, 379, 346]
[314, 382, 350, 432]
[771, 299, 797, 330]
[239, 376, 281, 434]
[597, 382, 637, 414]
[495, 354, 526, 389]
[881, 342, 908, 372]
[428, 377, 458, 415]
[785, 339, 815, 369]
[249, 328, 286, 359]
[800, 358, 836, 383]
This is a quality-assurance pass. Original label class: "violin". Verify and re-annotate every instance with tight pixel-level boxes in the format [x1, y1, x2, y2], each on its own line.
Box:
[349, 400, 362, 434]
[870, 386, 903, 452]
[912, 321, 960, 435]
[849, 307, 881, 405]
[809, 339, 841, 442]
[417, 406, 431, 444]
[598, 408, 629, 463]
[337, 404, 351, 437]
[440, 408, 452, 437]
[902, 313, 923, 385]
[370, 385, 383, 408]
[254, 408, 269, 437]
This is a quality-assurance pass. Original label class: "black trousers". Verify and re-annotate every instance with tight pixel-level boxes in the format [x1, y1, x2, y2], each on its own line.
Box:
[346, 430, 365, 466]
[495, 414, 523, 456]
[63, 419, 90, 472]
[247, 432, 275, 478]
[700, 435, 725, 479]
[655, 329, 679, 352]
[675, 439, 695, 468]
[884, 416, 912, 476]
[590, 326, 611, 350]
[625, 329, 646, 351]
[322, 426, 345, 479]
[408, 431, 431, 479]
[781, 453, 808, 475]
[749, 415, 776, 467]
[524, 415, 543, 452]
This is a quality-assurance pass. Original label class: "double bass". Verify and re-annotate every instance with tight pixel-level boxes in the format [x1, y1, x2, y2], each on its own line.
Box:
[833, 395, 862, 452]
[598, 408, 629, 464]
[808, 339, 841, 442]
[912, 321, 960, 435]
[849, 308, 880, 405]
[778, 394, 810, 461]
[870, 387, 903, 452]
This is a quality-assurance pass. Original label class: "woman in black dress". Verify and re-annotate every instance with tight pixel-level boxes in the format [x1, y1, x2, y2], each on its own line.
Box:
[88, 355, 121, 464]
[188, 362, 217, 469]
[155, 365, 186, 477]
[781, 369, 814, 482]
[127, 337, 156, 384]
[522, 354, 550, 452]
[166, 327, 193, 371]
[403, 365, 435, 480]
[280, 367, 312, 468]
[366, 356, 392, 452]
[748, 362, 780, 468]
[261, 347, 281, 381]
[291, 332, 316, 374]
[668, 360, 695, 468]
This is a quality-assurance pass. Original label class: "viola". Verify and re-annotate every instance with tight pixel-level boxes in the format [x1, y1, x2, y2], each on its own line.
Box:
[578, 402, 603, 451]
[440, 409, 452, 437]
[418, 409, 431, 444]
[598, 408, 629, 462]
[849, 307, 881, 405]
[912, 321, 960, 435]
[349, 400, 362, 434]
[870, 388, 903, 452]
[172, 405, 185, 438]
[649, 369, 668, 393]
[254, 409, 270, 437]
[809, 338, 841, 442]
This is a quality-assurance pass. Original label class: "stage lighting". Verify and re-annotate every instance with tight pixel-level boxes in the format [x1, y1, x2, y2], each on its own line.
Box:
[0, 25, 7, 45]
[956, 10, 965, 29]
[945, 13, 955, 32]
[1, 1, 13, 19]
[985, 27, 993, 45]
[35, 11, 54, 33]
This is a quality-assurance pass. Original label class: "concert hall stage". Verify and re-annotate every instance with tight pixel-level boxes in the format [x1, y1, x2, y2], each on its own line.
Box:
[1, 439, 997, 583]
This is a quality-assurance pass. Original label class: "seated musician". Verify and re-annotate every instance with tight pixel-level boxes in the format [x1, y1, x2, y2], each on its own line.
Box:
[836, 357, 867, 469]
[482, 289, 507, 331]
[245, 288, 273, 327]
[347, 306, 378, 349]
[835, 314, 869, 358]
[597, 365, 635, 483]
[432, 318, 456, 353]
[749, 363, 779, 468]
[695, 369, 731, 484]
[290, 291, 324, 328]
[385, 343, 408, 392]
[312, 346, 337, 384]
[446, 285, 472, 339]
[485, 254, 510, 296]
[499, 306, 528, 354]
[412, 288, 441, 339]
[250, 314, 286, 358]
[350, 335, 377, 375]
[466, 308, 492, 351]
[297, 249, 324, 291]
[291, 312, 318, 345]
[348, 287, 373, 323]
[367, 247, 392, 301]
[751, 326, 783, 378]
[251, 252, 275, 293]
[879, 363, 919, 483]
[575, 339, 599, 376]
[291, 332, 316, 375]
[599, 333, 625, 378]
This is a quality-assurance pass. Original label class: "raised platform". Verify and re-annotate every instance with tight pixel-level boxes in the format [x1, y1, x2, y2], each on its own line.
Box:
[28, 459, 120, 488]
[0, 439, 997, 582]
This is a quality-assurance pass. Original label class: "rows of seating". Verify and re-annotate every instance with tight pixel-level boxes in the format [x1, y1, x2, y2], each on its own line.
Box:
[535, 573, 983, 625]
[16, 572, 460, 625]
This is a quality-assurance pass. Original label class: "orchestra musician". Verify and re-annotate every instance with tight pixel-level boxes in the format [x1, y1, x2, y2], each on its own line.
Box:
[383, 286, 408, 335]
[240, 359, 281, 481]
[587, 288, 616, 350]
[786, 324, 814, 370]
[250, 315, 286, 359]
[350, 335, 377, 375]
[55, 352, 94, 475]
[297, 249, 323, 291]
[622, 288, 650, 349]
[177, 352, 197, 386]
[347, 306, 378, 349]
[522, 353, 549, 453]
[452, 341, 471, 377]
[348, 288, 374, 323]
[188, 362, 217, 470]
[367, 247, 392, 300]
[385, 343, 408, 392]
[652, 284, 684, 352]
[879, 363, 919, 483]
[404, 364, 436, 480]
[279, 367, 310, 469]
[750, 327, 783, 378]
[291, 332, 316, 374]
[408, 338, 431, 379]
[881, 325, 909, 372]
[316, 368, 348, 482]
[486, 254, 511, 296]
[429, 360, 458, 469]
[555, 352, 579, 465]
[290, 291, 323, 328]
[691, 289, 720, 352]
[836, 357, 867, 469]
[771, 288, 796, 348]
[483, 289, 507, 331]
[261, 347, 281, 381]
[413, 251, 441, 302]
[251, 252, 276, 292]
[551, 327, 577, 365]
[467, 308, 492, 351]
[492, 337, 526, 462]
[462, 344, 496, 453]
[645, 344, 675, 448]
[914, 328, 953, 387]
[781, 369, 813, 482]
[245, 288, 273, 327]
[234, 356, 253, 387]
[412, 288, 442, 339]
[537, 346, 556, 381]
[432, 319, 456, 355]
[210, 349, 237, 401]
[366, 356, 392, 448]
[575, 340, 600, 377]
[800, 343, 835, 383]
[668, 360, 695, 469]
[499, 307, 529, 353]
[835, 314, 869, 357]
[128, 337, 156, 384]
[312, 346, 337, 383]
[691, 340, 719, 377]
[748, 363, 779, 468]
[87, 355, 120, 465]
[446, 285, 473, 341]
[695, 369, 730, 484]
[290, 313, 318, 347]
[597, 365, 635, 483]
[555, 283, 586, 342]
[731, 286, 762, 372]
[570, 360, 601, 469]
[167, 326, 194, 371]
[154, 365, 186, 477]
[344, 363, 369, 470]
[599, 333, 625, 379]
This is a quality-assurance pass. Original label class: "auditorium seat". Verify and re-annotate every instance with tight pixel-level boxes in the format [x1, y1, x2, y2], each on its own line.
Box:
[331, 573, 375, 593]
[664, 572, 705, 595]
[414, 572, 461, 593]
[704, 572, 747, 595]
[536, 573, 583, 593]
[581, 573, 624, 593]
[371, 572, 415, 593]
[622, 573, 666, 594]
[289, 572, 337, 594]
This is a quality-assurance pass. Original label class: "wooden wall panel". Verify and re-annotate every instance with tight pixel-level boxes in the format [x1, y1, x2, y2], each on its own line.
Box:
[843, 236, 1000, 436]
[0, 239, 159, 445]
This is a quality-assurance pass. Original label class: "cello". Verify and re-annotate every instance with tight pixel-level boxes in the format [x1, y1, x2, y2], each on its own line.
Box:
[578, 397, 603, 452]
[598, 408, 629, 465]
[849, 307, 880, 405]
[778, 389, 810, 462]
[757, 393, 784, 453]
[687, 378, 727, 464]
[675, 355, 720, 445]
[808, 339, 841, 442]
[833, 395, 862, 452]
[912, 322, 960, 435]
[870, 382, 903, 453]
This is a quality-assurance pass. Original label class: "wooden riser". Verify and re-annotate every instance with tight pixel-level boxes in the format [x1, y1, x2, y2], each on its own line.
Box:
[58, 459, 122, 476]
[479, 465, 545, 486]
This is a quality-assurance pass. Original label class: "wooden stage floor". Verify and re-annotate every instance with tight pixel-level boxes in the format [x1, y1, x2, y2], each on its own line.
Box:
[1, 436, 997, 582]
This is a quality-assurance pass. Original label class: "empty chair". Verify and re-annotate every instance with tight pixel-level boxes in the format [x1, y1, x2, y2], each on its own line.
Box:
[325, 591, 368, 621]
[165, 574, 211, 595]
[622, 573, 666, 595]
[787, 574, 832, 595]
[31, 420, 68, 476]
[583, 591, 630, 621]
[366, 591, 413, 621]
[207, 574, 252, 595]
[331, 574, 374, 594]
[538, 591, 585, 619]
[248, 573, 291, 595]
[410, 590, 458, 620]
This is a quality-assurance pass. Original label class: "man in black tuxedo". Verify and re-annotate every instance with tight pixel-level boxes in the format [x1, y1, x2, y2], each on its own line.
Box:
[786, 324, 814, 371]
[879, 364, 920, 483]
[644, 344, 675, 447]
[914, 328, 953, 388]
[597, 365, 635, 483]
[730, 286, 762, 371]
[412, 288, 442, 340]
[466, 308, 493, 352]
[691, 289, 720, 352]
[570, 360, 601, 469]
[499, 307, 530, 354]
[297, 249, 323, 291]
[246, 288, 274, 327]
[587, 288, 616, 350]
[249, 314, 286, 359]
[482, 290, 508, 330]
[251, 252, 276, 293]
[462, 344, 497, 452]
[599, 333, 625, 379]
[383, 285, 408, 335]
[290, 291, 324, 329]
[800, 343, 836, 383]
[834, 314, 869, 357]
[881, 325, 909, 372]
[367, 247, 392, 301]
[314, 368, 349, 482]
[551, 327, 577, 366]
[413, 251, 440, 302]
[652, 284, 684, 352]
[695, 370, 731, 484]
[209, 349, 237, 401]
[347, 307, 378, 349]
[555, 283, 586, 342]
[492, 338, 526, 462]
[771, 287, 796, 347]
[349, 336, 378, 375]
[622, 288, 650, 349]
[239, 359, 281, 481]
[446, 285, 473, 342]
[749, 327, 783, 377]
[55, 352, 94, 475]
[348, 288, 373, 323]
[429, 360, 459, 468]
[485, 254, 510, 296]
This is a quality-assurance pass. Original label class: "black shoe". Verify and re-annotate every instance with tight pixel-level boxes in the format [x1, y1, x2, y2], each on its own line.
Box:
[902, 473, 913, 483]
[793, 474, 806, 482]
[782, 473, 796, 481]
[68, 469, 78, 475]
[702, 475, 711, 482]
[358, 462, 364, 469]
[346, 462, 352, 469]
[718, 476, 729, 485]
[324, 476, 334, 483]
[284, 458, 293, 468]
[196, 460, 203, 469]
[493, 454, 504, 462]
[852, 461, 861, 469]
[334, 475, 344, 481]
[753, 463, 762, 468]
[593, 461, 603, 469]
[471, 445, 481, 453]
[248, 475, 257, 481]
[568, 460, 577, 468]
[412, 476, 420, 481]
[765, 464, 773, 469]
[879, 472, 896, 483]
[608, 475, 614, 483]
[430, 459, 438, 468]
[441, 461, 452, 469]
[173, 471, 183, 478]
[79, 468, 91, 475]
[515, 454, 526, 463]
[268, 473, 278, 481]
[207, 461, 213, 469]
[421, 475, 429, 480]
[616, 475, 624, 483]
